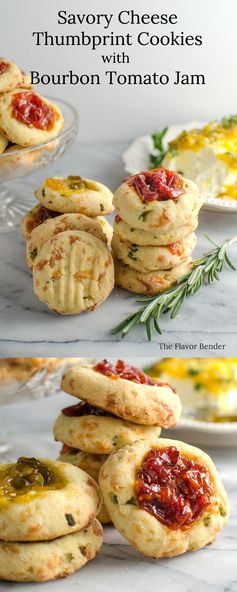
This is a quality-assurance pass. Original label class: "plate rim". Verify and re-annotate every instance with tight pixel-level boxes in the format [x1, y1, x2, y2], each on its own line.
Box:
[176, 417, 237, 434]
[122, 123, 237, 213]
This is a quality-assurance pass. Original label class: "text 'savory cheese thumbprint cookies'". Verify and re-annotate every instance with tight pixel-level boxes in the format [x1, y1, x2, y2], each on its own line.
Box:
[35, 175, 114, 216]
[99, 438, 229, 558]
[61, 359, 182, 427]
[0, 457, 101, 541]
[0, 89, 64, 146]
[113, 169, 203, 232]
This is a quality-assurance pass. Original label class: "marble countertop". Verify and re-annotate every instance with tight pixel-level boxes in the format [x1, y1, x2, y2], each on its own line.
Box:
[0, 391, 236, 592]
[0, 140, 237, 357]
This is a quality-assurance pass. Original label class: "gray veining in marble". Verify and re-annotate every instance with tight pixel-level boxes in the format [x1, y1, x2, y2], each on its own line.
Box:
[0, 392, 236, 592]
[0, 141, 237, 356]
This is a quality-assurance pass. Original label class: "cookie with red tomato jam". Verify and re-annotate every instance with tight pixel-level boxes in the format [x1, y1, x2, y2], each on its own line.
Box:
[99, 438, 229, 558]
[113, 169, 203, 232]
[61, 360, 181, 427]
[54, 400, 161, 454]
[0, 89, 64, 147]
[0, 58, 23, 94]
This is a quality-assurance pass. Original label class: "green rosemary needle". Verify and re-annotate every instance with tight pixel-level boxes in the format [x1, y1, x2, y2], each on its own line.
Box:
[111, 235, 237, 341]
[149, 127, 168, 169]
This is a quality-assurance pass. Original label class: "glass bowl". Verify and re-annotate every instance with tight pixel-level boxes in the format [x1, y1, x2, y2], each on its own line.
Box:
[0, 97, 78, 233]
[0, 357, 90, 458]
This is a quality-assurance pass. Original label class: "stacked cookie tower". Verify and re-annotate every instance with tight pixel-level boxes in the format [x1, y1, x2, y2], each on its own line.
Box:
[0, 456, 103, 582]
[0, 57, 64, 154]
[112, 168, 204, 294]
[53, 359, 182, 523]
[21, 174, 115, 315]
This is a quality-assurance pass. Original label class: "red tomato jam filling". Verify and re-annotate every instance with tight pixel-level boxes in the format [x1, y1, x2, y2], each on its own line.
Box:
[94, 359, 161, 385]
[115, 214, 122, 223]
[167, 241, 184, 256]
[37, 206, 60, 225]
[135, 446, 213, 529]
[26, 207, 60, 236]
[12, 92, 55, 130]
[62, 401, 114, 418]
[0, 62, 7, 75]
[60, 444, 79, 455]
[125, 168, 184, 202]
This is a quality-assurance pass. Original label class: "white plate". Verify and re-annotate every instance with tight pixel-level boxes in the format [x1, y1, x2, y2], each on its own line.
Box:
[122, 122, 237, 213]
[166, 417, 237, 448]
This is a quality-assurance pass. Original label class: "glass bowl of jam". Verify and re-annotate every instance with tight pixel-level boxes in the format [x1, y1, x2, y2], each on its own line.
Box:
[0, 97, 78, 233]
[0, 358, 87, 406]
[0, 357, 86, 457]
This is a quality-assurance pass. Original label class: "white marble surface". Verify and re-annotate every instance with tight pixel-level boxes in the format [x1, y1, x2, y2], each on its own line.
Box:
[0, 391, 236, 592]
[0, 140, 237, 357]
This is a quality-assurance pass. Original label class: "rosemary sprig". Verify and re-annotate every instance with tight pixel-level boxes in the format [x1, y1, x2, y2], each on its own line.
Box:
[149, 127, 168, 168]
[111, 235, 237, 341]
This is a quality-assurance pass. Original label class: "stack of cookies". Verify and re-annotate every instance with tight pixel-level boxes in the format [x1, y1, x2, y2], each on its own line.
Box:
[21, 174, 115, 315]
[53, 359, 182, 523]
[0, 456, 103, 582]
[112, 168, 204, 295]
[0, 57, 64, 156]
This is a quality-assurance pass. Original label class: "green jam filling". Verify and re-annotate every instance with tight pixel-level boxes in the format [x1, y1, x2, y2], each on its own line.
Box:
[67, 175, 99, 193]
[67, 175, 87, 190]
[0, 457, 66, 504]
